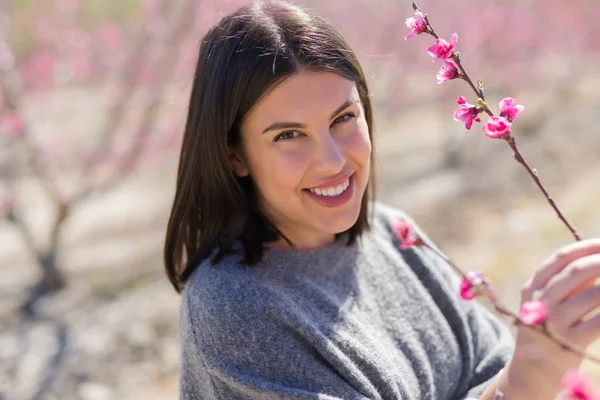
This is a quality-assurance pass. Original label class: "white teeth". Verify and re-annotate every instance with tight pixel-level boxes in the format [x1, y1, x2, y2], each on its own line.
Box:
[308, 178, 350, 197]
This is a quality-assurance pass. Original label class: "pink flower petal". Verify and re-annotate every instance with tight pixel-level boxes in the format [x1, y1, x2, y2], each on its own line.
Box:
[449, 33, 458, 47]
[499, 97, 517, 110]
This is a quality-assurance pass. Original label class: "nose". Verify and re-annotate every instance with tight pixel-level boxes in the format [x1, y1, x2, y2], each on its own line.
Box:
[313, 131, 346, 174]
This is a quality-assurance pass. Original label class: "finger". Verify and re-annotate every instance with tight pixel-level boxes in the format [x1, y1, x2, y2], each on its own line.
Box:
[570, 312, 600, 347]
[553, 284, 600, 328]
[522, 239, 600, 302]
[541, 254, 600, 307]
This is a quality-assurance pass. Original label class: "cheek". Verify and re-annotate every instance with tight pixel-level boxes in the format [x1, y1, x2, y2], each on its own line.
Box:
[346, 121, 372, 164]
[249, 147, 309, 193]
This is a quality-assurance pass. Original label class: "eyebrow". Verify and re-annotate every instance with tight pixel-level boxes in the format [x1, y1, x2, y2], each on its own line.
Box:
[261, 99, 360, 134]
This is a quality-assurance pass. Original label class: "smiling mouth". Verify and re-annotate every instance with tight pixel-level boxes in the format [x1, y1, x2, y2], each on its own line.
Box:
[306, 178, 351, 197]
[302, 174, 355, 208]
[302, 173, 355, 196]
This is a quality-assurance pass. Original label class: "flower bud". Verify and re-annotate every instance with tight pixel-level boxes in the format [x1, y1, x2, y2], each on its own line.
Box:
[519, 299, 548, 326]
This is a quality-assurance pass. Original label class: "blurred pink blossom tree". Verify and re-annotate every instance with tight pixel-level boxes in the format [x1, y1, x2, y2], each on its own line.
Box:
[0, 0, 202, 314]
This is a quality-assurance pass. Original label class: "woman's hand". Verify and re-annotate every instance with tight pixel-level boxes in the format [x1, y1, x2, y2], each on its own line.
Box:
[505, 238, 600, 398]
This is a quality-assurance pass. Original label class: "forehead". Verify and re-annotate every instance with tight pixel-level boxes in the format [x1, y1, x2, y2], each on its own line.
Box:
[246, 70, 360, 125]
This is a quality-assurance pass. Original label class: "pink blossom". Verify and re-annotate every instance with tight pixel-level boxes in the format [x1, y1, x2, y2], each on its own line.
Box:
[460, 270, 485, 300]
[0, 110, 25, 137]
[391, 219, 419, 250]
[427, 33, 458, 61]
[560, 369, 600, 400]
[405, 11, 428, 41]
[436, 61, 459, 84]
[499, 97, 524, 122]
[453, 96, 481, 130]
[519, 300, 548, 326]
[483, 115, 512, 139]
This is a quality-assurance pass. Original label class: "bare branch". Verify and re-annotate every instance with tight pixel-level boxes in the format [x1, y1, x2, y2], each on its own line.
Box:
[74, 0, 199, 200]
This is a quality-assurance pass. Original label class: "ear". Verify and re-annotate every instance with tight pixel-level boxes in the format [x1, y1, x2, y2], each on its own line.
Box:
[228, 146, 250, 177]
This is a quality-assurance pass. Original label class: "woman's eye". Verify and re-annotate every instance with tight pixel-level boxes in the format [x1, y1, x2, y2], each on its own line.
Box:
[273, 130, 300, 142]
[333, 112, 357, 125]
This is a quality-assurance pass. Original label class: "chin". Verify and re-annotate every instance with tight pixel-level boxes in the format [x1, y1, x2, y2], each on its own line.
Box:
[329, 205, 362, 234]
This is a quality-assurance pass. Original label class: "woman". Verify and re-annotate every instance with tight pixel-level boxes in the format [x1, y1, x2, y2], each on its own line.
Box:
[164, 1, 600, 399]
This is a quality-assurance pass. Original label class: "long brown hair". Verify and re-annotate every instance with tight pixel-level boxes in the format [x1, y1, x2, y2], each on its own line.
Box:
[163, 1, 377, 293]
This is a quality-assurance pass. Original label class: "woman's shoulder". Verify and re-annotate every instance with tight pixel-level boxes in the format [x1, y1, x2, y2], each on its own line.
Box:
[179, 252, 284, 344]
[182, 248, 265, 308]
[367, 201, 453, 284]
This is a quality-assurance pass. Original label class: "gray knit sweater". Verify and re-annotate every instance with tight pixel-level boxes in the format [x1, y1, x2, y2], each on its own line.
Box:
[179, 202, 515, 399]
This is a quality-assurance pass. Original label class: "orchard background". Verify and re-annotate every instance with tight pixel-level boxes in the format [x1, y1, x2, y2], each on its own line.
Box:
[0, 0, 599, 398]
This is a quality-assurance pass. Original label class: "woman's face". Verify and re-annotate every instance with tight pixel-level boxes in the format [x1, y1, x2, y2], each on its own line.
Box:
[230, 69, 371, 250]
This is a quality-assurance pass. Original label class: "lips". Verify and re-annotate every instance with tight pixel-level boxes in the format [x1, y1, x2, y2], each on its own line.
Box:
[303, 173, 355, 208]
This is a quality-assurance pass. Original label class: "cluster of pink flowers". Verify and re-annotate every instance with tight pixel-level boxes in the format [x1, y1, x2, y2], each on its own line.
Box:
[404, 7, 597, 398]
[405, 11, 525, 140]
